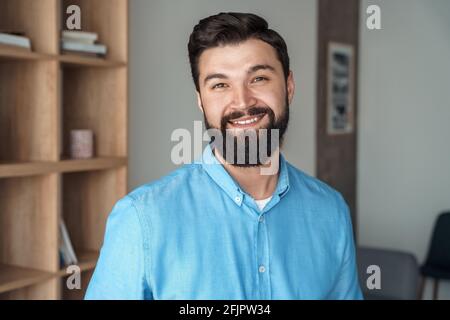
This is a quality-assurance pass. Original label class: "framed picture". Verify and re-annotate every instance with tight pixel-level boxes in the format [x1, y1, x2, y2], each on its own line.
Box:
[327, 42, 355, 135]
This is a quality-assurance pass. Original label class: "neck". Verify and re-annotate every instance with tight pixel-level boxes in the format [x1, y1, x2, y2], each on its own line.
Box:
[214, 148, 280, 200]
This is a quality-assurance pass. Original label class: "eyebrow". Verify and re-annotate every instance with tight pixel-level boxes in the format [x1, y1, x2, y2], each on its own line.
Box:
[203, 64, 276, 85]
[203, 73, 228, 85]
[248, 64, 276, 74]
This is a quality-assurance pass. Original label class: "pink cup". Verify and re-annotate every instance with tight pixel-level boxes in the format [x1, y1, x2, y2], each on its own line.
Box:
[70, 129, 94, 159]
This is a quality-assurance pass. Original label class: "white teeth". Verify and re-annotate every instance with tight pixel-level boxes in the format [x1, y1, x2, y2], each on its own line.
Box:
[232, 117, 260, 125]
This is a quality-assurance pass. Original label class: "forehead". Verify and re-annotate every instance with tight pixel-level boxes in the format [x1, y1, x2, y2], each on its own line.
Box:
[198, 38, 282, 77]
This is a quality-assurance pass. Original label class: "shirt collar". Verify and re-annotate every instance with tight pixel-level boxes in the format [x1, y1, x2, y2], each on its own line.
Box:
[197, 144, 290, 206]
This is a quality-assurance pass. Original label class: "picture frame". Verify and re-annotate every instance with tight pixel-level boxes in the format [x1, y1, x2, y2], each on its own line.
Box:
[327, 42, 355, 135]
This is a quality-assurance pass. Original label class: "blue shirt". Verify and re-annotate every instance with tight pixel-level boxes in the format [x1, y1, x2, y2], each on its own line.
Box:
[85, 145, 363, 300]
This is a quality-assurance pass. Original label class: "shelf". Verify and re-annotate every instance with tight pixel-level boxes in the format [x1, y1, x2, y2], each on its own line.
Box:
[0, 45, 126, 67]
[0, 161, 54, 178]
[0, 0, 128, 300]
[0, 250, 98, 294]
[57, 157, 127, 173]
[62, 68, 127, 158]
[0, 44, 53, 61]
[62, 167, 127, 252]
[59, 54, 126, 68]
[0, 264, 55, 294]
[0, 157, 127, 178]
[57, 250, 99, 277]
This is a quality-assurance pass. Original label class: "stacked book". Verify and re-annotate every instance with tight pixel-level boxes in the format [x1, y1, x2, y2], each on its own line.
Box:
[61, 30, 107, 57]
[0, 31, 31, 50]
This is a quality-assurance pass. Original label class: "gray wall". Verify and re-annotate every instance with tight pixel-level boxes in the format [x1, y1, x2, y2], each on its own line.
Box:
[129, 0, 318, 189]
[358, 0, 450, 299]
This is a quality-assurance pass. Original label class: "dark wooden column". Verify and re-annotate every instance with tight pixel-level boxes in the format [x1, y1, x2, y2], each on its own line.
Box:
[316, 0, 360, 237]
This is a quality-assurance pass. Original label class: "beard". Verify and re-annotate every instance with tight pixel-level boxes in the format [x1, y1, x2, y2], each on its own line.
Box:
[203, 95, 290, 167]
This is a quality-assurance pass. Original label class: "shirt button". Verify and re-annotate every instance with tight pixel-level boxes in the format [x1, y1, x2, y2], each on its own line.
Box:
[259, 265, 266, 273]
[234, 196, 241, 203]
[259, 215, 264, 223]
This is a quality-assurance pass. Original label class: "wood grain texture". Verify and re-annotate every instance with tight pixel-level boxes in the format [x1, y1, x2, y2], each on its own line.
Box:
[62, 0, 128, 62]
[0, 0, 59, 54]
[63, 168, 127, 252]
[0, 265, 55, 294]
[0, 279, 59, 300]
[62, 67, 127, 158]
[0, 157, 127, 178]
[0, 45, 127, 67]
[59, 54, 126, 68]
[0, 175, 59, 272]
[0, 0, 128, 300]
[0, 44, 54, 61]
[316, 0, 360, 234]
[0, 61, 59, 162]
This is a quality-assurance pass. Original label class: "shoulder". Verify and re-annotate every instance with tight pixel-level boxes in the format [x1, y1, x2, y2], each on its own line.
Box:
[285, 161, 349, 219]
[105, 163, 206, 236]
[113, 163, 210, 223]
[126, 163, 205, 203]
[287, 162, 343, 200]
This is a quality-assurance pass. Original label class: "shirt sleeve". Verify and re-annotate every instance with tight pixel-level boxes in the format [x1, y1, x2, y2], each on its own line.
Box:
[328, 193, 364, 300]
[84, 195, 152, 300]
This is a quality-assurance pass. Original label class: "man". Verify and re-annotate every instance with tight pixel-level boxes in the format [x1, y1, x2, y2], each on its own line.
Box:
[85, 12, 363, 300]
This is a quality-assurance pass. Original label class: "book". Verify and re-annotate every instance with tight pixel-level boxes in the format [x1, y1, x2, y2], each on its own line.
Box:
[59, 219, 78, 266]
[61, 37, 95, 45]
[61, 40, 107, 56]
[0, 32, 31, 49]
[61, 50, 99, 58]
[62, 30, 98, 42]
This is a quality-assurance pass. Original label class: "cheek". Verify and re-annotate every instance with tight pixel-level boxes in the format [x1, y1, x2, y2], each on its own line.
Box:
[200, 92, 232, 125]
[202, 101, 225, 127]
[254, 86, 286, 113]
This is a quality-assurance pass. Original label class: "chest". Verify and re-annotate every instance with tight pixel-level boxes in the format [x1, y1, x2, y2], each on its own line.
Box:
[148, 206, 341, 299]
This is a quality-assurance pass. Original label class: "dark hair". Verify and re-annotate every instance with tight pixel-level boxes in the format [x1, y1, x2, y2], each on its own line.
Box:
[188, 12, 290, 91]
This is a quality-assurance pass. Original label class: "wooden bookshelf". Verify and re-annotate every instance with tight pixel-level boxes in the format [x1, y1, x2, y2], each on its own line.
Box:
[0, 44, 54, 61]
[0, 45, 125, 67]
[0, 0, 128, 299]
[59, 53, 126, 68]
[56, 249, 99, 277]
[0, 265, 55, 294]
[0, 157, 127, 178]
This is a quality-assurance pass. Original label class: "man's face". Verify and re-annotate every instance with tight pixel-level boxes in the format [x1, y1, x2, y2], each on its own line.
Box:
[196, 38, 295, 166]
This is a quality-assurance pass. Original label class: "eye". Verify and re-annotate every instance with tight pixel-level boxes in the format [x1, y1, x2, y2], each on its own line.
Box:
[252, 76, 268, 83]
[211, 83, 228, 90]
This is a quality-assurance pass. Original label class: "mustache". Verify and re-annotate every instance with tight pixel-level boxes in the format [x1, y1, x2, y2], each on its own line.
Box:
[220, 106, 273, 129]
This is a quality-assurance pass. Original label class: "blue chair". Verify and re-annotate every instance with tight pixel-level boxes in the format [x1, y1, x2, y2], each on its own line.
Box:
[357, 246, 419, 300]
[419, 211, 450, 300]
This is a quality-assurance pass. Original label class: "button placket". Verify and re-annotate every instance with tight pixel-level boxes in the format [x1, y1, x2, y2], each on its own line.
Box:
[256, 212, 271, 299]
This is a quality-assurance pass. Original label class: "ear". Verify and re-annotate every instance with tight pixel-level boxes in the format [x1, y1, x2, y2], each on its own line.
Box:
[286, 71, 295, 105]
[196, 91, 204, 113]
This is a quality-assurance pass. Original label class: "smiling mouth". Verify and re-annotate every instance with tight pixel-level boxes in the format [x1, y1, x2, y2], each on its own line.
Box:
[228, 113, 267, 128]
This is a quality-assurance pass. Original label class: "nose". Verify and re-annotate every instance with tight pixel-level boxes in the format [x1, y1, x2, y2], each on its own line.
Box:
[231, 84, 257, 110]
